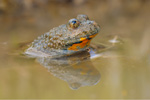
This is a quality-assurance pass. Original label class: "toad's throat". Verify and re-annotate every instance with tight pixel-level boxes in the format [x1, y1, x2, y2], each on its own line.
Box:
[68, 33, 98, 51]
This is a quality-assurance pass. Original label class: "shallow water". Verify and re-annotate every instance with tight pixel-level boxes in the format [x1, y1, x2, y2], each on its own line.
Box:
[0, 0, 150, 99]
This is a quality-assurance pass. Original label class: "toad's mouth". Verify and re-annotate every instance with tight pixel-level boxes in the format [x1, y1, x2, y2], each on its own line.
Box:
[67, 33, 98, 51]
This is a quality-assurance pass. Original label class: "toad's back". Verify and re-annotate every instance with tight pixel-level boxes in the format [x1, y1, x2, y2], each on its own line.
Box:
[25, 14, 100, 57]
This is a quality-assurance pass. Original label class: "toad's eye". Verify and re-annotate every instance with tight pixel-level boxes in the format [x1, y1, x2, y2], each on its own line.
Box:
[69, 19, 80, 29]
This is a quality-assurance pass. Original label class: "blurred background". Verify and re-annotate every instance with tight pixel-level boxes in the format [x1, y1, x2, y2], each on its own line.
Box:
[0, 0, 150, 99]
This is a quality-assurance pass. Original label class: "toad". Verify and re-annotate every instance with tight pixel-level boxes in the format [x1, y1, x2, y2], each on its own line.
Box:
[25, 14, 100, 57]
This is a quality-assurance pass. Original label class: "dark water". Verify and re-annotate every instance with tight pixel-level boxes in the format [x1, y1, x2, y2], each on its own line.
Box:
[0, 0, 150, 99]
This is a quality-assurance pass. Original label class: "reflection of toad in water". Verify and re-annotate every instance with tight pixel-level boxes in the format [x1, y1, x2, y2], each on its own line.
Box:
[36, 50, 100, 90]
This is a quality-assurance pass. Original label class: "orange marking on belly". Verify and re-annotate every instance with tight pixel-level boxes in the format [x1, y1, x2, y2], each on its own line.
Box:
[68, 33, 98, 51]
[68, 39, 91, 51]
[89, 33, 97, 38]
[80, 37, 87, 41]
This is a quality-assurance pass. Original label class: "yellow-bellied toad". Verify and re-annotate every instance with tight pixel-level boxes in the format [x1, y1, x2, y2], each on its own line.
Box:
[25, 14, 100, 57]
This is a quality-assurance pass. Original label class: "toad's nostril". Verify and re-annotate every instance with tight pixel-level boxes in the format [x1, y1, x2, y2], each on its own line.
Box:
[92, 21, 100, 29]
[93, 21, 98, 26]
[86, 21, 91, 24]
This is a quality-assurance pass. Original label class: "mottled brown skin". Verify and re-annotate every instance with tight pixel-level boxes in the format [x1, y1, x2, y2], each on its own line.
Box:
[25, 14, 100, 57]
